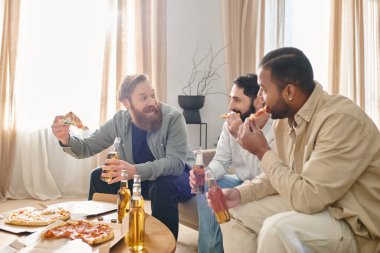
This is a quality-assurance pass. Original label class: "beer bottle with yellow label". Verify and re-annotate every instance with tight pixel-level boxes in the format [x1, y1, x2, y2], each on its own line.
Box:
[117, 170, 130, 223]
[128, 177, 145, 251]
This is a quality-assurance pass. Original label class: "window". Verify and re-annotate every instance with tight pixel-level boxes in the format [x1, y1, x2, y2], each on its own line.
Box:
[284, 0, 330, 90]
[15, 0, 137, 130]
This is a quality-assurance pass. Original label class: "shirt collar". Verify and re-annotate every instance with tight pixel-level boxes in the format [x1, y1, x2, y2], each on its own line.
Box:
[287, 82, 324, 128]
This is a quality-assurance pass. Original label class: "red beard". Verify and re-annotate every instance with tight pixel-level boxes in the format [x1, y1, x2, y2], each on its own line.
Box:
[129, 102, 162, 132]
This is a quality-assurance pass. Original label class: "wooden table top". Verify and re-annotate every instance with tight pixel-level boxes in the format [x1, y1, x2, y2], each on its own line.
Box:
[95, 211, 176, 253]
[0, 201, 176, 253]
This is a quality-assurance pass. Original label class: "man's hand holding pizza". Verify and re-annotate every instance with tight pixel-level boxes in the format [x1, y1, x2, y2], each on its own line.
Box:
[226, 112, 243, 138]
[51, 115, 70, 146]
[237, 118, 271, 160]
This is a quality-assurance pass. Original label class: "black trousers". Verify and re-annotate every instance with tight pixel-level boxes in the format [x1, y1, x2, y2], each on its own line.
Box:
[88, 165, 193, 240]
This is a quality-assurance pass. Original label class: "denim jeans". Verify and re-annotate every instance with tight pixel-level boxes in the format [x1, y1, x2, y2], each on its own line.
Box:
[197, 174, 242, 253]
[88, 165, 193, 240]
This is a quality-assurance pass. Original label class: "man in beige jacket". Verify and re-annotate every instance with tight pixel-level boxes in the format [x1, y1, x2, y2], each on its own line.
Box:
[215, 47, 380, 253]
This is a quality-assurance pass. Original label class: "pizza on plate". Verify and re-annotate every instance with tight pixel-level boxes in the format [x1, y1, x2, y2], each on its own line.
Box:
[42, 220, 114, 245]
[60, 111, 88, 130]
[4, 207, 70, 227]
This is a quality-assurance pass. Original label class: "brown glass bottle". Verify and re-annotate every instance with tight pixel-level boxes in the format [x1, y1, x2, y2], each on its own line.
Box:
[192, 148, 205, 194]
[207, 178, 231, 224]
[128, 183, 145, 251]
[101, 137, 121, 183]
[117, 170, 130, 223]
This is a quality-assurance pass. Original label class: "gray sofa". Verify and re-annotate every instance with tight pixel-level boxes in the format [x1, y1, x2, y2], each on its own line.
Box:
[178, 149, 216, 230]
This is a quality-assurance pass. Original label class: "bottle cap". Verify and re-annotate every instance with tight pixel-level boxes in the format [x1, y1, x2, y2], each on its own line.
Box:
[194, 148, 204, 165]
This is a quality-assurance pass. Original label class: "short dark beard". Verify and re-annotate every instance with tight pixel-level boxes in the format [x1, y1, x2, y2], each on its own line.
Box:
[270, 96, 290, 119]
[233, 103, 256, 122]
[129, 102, 162, 132]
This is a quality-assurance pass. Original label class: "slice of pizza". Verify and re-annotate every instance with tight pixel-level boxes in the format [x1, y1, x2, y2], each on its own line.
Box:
[42, 220, 114, 245]
[248, 105, 269, 122]
[60, 111, 88, 130]
[220, 112, 241, 119]
[4, 207, 71, 227]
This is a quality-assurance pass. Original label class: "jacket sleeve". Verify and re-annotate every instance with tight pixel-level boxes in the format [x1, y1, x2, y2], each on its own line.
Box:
[62, 119, 116, 159]
[261, 114, 375, 214]
[236, 173, 277, 204]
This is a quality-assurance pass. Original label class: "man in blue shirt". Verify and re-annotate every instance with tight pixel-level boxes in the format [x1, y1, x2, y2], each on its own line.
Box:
[51, 74, 193, 239]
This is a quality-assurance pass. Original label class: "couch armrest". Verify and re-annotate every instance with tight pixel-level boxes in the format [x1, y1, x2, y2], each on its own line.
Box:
[202, 149, 216, 167]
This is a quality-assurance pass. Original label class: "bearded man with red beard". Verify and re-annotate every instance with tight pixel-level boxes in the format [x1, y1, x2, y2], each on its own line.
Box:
[51, 74, 193, 239]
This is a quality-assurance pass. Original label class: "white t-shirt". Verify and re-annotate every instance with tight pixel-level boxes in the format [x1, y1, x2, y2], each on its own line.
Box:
[209, 118, 274, 181]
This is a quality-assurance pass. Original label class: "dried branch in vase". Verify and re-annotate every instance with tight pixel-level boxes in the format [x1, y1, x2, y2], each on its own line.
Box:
[182, 43, 228, 96]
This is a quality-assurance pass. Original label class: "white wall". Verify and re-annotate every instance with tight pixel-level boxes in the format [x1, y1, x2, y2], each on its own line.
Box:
[167, 0, 228, 150]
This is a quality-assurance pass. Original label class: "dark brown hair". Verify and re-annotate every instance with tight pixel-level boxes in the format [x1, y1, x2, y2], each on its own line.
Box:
[259, 47, 315, 96]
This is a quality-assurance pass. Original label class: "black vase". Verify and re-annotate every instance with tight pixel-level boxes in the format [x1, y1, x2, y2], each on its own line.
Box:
[178, 95, 205, 124]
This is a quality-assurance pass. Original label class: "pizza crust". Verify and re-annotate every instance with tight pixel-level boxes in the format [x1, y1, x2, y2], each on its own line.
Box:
[248, 106, 268, 122]
[4, 207, 70, 227]
[220, 112, 241, 119]
[59, 111, 88, 130]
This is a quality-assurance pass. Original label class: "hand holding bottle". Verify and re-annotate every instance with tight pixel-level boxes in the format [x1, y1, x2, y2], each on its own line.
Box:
[205, 170, 230, 223]
[189, 169, 197, 190]
[101, 137, 121, 183]
[192, 148, 205, 194]
[207, 188, 242, 210]
[101, 159, 137, 184]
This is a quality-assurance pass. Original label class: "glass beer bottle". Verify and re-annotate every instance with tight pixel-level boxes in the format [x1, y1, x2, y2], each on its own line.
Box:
[192, 148, 205, 194]
[117, 170, 131, 223]
[128, 182, 145, 251]
[133, 174, 141, 185]
[206, 170, 231, 224]
[101, 137, 121, 183]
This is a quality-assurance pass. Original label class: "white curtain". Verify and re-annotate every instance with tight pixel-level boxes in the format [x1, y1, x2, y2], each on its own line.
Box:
[7, 129, 93, 200]
[6, 0, 107, 200]
[0, 0, 19, 202]
[329, 0, 380, 128]
[221, 0, 285, 92]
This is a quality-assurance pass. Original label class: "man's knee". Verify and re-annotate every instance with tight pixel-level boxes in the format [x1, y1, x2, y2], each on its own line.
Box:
[153, 175, 178, 187]
[88, 166, 119, 200]
[150, 176, 179, 199]
[90, 167, 102, 181]
[257, 212, 296, 252]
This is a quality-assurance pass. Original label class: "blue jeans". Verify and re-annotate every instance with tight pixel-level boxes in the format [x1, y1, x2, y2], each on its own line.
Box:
[197, 174, 242, 253]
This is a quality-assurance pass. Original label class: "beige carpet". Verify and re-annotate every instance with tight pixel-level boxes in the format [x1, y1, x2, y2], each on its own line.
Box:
[0, 197, 198, 253]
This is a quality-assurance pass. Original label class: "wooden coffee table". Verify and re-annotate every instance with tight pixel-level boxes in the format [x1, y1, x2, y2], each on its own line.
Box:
[92, 193, 176, 252]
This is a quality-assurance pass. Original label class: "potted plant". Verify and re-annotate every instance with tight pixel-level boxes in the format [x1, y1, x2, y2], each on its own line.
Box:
[179, 44, 226, 124]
